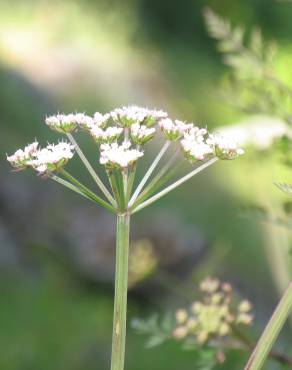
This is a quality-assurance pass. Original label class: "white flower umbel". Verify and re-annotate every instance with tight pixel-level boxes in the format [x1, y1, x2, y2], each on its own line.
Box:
[7, 105, 244, 370]
[130, 123, 156, 145]
[218, 116, 291, 151]
[27, 142, 74, 174]
[90, 126, 123, 144]
[207, 133, 244, 160]
[93, 112, 111, 128]
[46, 113, 96, 132]
[45, 114, 78, 133]
[8, 141, 74, 174]
[100, 141, 143, 169]
[111, 106, 167, 127]
[75, 113, 94, 129]
[181, 127, 213, 161]
[111, 106, 148, 127]
[159, 118, 193, 141]
[7, 141, 39, 170]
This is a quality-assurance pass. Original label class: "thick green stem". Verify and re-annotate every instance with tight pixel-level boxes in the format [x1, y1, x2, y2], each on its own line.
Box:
[111, 213, 130, 370]
[244, 282, 292, 370]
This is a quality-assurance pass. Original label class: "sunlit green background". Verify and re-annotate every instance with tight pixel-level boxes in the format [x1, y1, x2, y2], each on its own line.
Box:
[1, 0, 292, 369]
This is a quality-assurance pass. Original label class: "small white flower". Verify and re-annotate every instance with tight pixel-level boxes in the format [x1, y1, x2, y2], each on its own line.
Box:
[75, 113, 94, 129]
[45, 114, 78, 133]
[27, 142, 74, 174]
[100, 141, 143, 168]
[93, 112, 111, 128]
[207, 134, 244, 160]
[174, 120, 194, 134]
[7, 142, 39, 170]
[90, 125, 123, 144]
[159, 118, 193, 141]
[111, 106, 147, 127]
[144, 108, 167, 126]
[130, 123, 156, 145]
[181, 126, 213, 161]
[111, 106, 167, 127]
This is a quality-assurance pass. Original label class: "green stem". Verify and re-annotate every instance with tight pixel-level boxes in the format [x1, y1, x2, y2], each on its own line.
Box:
[107, 170, 123, 210]
[126, 163, 137, 205]
[244, 282, 292, 370]
[111, 213, 131, 370]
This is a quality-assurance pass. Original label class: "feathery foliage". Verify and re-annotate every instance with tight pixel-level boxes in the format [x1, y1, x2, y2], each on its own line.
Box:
[204, 7, 292, 124]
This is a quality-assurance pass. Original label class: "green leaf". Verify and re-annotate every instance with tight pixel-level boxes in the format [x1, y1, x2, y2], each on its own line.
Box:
[275, 183, 292, 197]
[250, 27, 263, 58]
[145, 335, 166, 348]
[131, 313, 175, 349]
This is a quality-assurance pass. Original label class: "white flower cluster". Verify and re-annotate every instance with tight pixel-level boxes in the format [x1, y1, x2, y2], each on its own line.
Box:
[7, 141, 74, 174]
[45, 113, 94, 133]
[207, 133, 245, 159]
[181, 127, 214, 161]
[7, 142, 39, 170]
[111, 106, 167, 127]
[159, 118, 193, 141]
[130, 123, 156, 145]
[93, 112, 111, 128]
[100, 141, 143, 169]
[90, 126, 123, 144]
[218, 116, 291, 151]
[9, 106, 244, 175]
[173, 278, 254, 345]
[181, 127, 244, 162]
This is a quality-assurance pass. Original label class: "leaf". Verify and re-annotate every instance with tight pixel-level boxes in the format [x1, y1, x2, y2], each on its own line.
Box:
[194, 347, 217, 370]
[131, 313, 175, 349]
[275, 183, 292, 197]
[203, 7, 292, 123]
[203, 7, 231, 40]
[250, 27, 263, 58]
[145, 335, 166, 348]
[131, 314, 159, 334]
[161, 312, 174, 332]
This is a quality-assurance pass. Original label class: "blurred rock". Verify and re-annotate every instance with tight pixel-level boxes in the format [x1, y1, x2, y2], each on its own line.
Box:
[0, 171, 208, 292]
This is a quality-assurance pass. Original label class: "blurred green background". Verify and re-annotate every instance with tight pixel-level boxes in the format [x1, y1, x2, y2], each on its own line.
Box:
[1, 0, 292, 369]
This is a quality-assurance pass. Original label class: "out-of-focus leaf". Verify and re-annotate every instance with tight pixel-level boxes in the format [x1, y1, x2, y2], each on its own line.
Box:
[204, 7, 292, 123]
[131, 313, 175, 349]
[145, 335, 166, 348]
[275, 183, 292, 197]
[250, 27, 263, 58]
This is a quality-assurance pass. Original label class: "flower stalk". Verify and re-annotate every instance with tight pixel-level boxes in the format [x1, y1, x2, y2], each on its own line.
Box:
[244, 282, 292, 370]
[132, 157, 218, 214]
[129, 141, 170, 207]
[111, 213, 130, 370]
[66, 133, 116, 207]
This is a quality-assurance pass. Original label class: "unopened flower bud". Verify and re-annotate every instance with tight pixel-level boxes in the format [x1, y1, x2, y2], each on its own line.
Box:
[173, 326, 188, 340]
[238, 300, 252, 313]
[175, 309, 188, 324]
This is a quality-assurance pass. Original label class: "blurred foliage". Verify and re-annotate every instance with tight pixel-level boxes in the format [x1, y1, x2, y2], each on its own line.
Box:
[204, 7, 292, 124]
